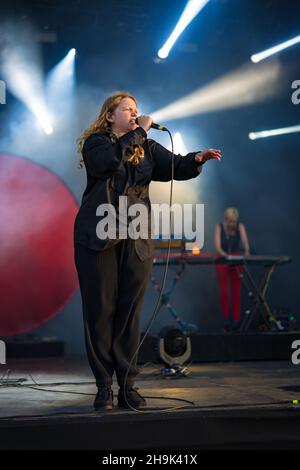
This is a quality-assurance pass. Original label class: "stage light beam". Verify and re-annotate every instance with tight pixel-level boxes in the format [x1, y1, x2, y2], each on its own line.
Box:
[68, 48, 76, 58]
[0, 22, 53, 134]
[151, 61, 281, 122]
[251, 34, 300, 63]
[44, 125, 54, 135]
[46, 48, 76, 125]
[249, 124, 300, 140]
[158, 0, 210, 59]
[168, 132, 188, 154]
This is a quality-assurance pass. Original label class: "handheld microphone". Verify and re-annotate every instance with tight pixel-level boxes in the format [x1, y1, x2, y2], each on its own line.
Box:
[135, 117, 167, 131]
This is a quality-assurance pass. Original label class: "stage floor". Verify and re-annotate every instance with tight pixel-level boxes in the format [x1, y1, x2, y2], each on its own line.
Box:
[0, 357, 300, 449]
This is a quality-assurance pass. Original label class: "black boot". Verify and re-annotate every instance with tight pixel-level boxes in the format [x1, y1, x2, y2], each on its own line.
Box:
[94, 387, 113, 411]
[117, 386, 146, 409]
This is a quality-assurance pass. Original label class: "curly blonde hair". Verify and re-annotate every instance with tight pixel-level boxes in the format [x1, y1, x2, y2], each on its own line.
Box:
[76, 91, 144, 168]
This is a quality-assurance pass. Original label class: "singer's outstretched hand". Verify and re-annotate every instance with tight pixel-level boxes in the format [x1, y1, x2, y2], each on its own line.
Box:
[195, 149, 221, 163]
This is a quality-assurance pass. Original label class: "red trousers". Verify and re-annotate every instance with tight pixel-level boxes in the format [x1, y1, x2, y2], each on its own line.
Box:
[215, 259, 243, 322]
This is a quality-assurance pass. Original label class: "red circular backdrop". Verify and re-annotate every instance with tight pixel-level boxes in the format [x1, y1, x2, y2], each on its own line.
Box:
[0, 153, 79, 336]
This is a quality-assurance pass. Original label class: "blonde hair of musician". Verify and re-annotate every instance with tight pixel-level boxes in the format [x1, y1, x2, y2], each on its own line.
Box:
[224, 207, 239, 221]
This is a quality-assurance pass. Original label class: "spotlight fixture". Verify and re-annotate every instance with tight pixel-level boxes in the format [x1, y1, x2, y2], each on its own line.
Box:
[44, 125, 54, 135]
[158, 326, 191, 366]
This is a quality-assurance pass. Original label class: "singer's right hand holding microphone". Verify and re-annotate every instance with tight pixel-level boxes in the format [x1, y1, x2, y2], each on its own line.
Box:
[136, 115, 153, 132]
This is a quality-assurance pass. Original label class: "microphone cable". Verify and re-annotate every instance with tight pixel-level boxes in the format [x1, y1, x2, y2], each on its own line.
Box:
[123, 128, 193, 413]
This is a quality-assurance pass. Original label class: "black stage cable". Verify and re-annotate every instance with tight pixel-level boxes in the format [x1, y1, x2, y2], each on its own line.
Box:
[122, 129, 190, 413]
[1, 371, 299, 418]
[0, 372, 195, 407]
[0, 399, 298, 421]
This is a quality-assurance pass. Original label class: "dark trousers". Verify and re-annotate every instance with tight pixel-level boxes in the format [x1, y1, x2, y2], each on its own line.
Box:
[74, 240, 153, 388]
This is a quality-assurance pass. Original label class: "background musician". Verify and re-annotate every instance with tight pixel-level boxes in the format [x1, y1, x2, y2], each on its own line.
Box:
[214, 207, 250, 332]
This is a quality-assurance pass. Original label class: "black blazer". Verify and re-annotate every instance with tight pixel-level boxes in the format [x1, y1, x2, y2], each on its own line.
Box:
[74, 126, 203, 261]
